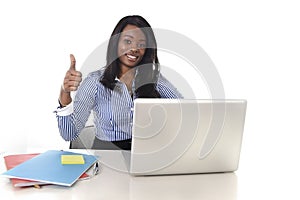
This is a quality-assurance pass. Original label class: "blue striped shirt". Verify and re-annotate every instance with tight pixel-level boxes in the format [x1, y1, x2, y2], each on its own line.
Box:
[56, 69, 183, 141]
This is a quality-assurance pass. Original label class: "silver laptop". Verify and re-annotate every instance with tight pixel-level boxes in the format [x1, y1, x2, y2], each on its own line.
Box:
[122, 99, 247, 176]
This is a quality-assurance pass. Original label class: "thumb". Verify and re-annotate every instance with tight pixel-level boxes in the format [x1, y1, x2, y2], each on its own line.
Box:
[69, 54, 76, 70]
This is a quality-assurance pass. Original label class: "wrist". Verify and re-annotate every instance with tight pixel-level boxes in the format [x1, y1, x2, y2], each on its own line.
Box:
[59, 86, 72, 107]
[58, 99, 66, 108]
[61, 84, 70, 93]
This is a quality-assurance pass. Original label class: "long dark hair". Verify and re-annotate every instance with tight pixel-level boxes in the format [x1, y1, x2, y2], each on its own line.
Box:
[100, 15, 161, 98]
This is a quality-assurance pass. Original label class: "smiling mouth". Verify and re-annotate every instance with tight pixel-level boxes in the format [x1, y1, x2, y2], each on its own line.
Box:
[126, 54, 139, 62]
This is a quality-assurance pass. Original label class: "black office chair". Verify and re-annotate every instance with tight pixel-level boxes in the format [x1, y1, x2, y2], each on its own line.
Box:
[69, 125, 131, 150]
[69, 125, 96, 149]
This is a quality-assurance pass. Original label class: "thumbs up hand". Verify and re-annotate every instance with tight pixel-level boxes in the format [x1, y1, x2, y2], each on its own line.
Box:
[59, 54, 82, 107]
[62, 54, 82, 93]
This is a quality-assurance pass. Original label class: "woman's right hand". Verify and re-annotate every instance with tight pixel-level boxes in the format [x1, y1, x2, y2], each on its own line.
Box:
[59, 54, 82, 106]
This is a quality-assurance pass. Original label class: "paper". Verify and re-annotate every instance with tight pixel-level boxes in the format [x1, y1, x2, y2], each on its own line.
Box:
[61, 155, 85, 164]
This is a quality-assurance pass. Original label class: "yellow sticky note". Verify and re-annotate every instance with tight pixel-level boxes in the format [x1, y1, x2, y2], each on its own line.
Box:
[61, 155, 85, 164]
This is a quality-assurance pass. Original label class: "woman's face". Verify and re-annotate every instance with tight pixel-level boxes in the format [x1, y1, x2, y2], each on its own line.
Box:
[118, 24, 146, 70]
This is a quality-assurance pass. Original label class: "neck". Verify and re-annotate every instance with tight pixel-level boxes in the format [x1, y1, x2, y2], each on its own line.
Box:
[118, 65, 135, 79]
[118, 67, 136, 92]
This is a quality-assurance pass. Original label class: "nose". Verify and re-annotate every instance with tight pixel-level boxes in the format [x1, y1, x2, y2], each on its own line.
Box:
[130, 47, 138, 54]
[128, 41, 142, 53]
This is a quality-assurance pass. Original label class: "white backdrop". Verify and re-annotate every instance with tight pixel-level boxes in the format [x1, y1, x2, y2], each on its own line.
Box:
[0, 0, 299, 199]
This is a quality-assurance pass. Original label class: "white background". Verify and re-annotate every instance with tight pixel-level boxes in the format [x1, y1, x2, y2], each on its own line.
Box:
[0, 0, 299, 199]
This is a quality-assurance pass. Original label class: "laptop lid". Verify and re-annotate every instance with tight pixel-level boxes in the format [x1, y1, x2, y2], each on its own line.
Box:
[128, 99, 247, 176]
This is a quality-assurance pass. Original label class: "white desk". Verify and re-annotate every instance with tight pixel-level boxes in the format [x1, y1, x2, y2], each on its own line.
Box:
[1, 150, 237, 200]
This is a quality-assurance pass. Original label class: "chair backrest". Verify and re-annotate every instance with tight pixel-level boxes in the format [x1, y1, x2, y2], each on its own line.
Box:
[69, 126, 96, 149]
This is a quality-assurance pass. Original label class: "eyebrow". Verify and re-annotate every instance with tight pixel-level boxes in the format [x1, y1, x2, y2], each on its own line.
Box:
[123, 34, 146, 42]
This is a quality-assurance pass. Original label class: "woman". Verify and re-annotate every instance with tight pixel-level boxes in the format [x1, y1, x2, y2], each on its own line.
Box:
[56, 15, 182, 150]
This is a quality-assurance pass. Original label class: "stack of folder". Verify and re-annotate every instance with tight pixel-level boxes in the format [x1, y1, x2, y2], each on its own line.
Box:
[1, 150, 98, 187]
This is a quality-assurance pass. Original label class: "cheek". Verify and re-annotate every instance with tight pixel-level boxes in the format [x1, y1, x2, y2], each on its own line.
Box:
[117, 43, 127, 57]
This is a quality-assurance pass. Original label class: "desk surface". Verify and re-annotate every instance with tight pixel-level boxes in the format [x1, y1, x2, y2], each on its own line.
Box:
[1, 150, 237, 200]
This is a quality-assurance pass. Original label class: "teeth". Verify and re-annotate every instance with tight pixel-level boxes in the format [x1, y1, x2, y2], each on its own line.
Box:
[127, 54, 137, 59]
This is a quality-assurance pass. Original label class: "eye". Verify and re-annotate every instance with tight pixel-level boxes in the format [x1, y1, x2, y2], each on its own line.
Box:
[124, 39, 132, 44]
[137, 43, 146, 48]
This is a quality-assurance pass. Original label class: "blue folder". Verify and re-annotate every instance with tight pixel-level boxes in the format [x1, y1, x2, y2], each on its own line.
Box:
[1, 150, 98, 187]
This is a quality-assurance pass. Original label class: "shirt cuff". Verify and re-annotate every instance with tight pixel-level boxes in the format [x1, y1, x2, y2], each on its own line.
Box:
[55, 101, 74, 116]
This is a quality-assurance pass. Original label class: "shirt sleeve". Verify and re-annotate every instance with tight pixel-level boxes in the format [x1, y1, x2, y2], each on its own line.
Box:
[55, 74, 98, 141]
[55, 101, 74, 116]
[156, 74, 184, 98]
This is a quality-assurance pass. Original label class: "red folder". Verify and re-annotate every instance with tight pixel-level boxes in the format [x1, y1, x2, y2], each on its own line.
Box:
[3, 153, 89, 187]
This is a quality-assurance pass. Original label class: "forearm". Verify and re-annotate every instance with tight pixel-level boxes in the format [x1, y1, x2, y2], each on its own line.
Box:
[57, 114, 79, 141]
[56, 72, 97, 141]
[55, 103, 81, 141]
[59, 87, 72, 106]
